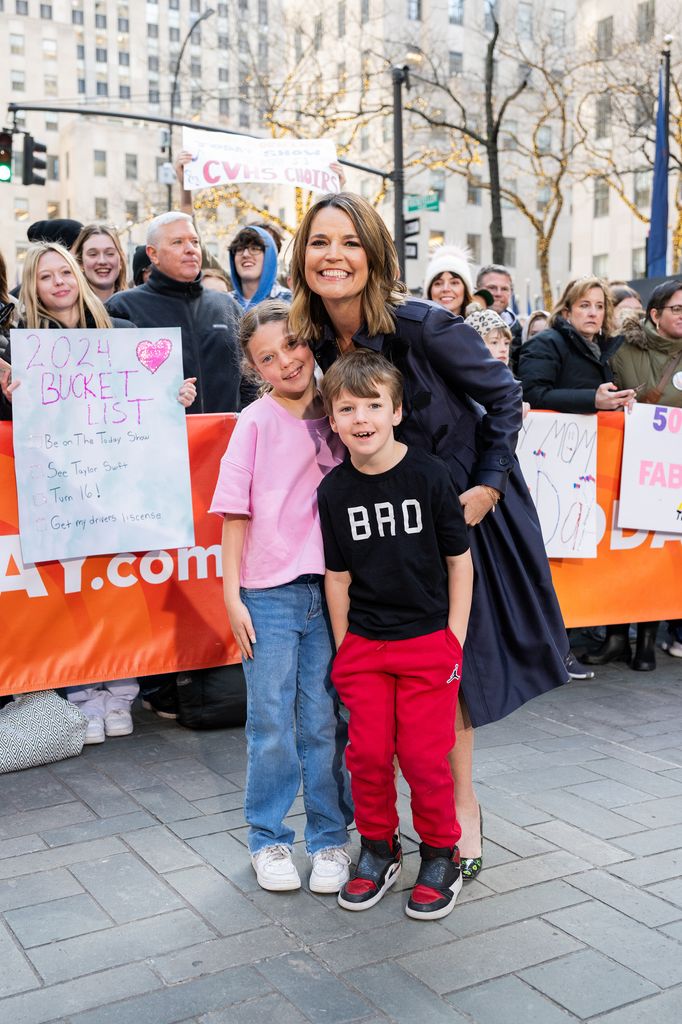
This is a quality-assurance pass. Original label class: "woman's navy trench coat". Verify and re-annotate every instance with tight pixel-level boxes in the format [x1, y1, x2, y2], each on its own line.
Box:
[314, 298, 569, 728]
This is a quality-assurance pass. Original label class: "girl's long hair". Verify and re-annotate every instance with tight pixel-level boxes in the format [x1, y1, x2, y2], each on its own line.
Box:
[72, 224, 128, 295]
[289, 192, 406, 344]
[19, 242, 112, 330]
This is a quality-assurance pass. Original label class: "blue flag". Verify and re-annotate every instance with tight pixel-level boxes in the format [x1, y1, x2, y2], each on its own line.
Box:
[647, 65, 668, 277]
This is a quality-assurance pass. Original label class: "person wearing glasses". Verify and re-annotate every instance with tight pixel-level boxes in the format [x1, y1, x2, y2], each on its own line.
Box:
[228, 225, 292, 311]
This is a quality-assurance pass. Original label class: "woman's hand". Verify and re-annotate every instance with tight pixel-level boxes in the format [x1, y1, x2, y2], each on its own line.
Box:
[174, 150, 194, 186]
[595, 382, 636, 411]
[459, 485, 500, 526]
[177, 377, 197, 407]
[226, 599, 256, 660]
[330, 162, 347, 189]
[0, 366, 20, 404]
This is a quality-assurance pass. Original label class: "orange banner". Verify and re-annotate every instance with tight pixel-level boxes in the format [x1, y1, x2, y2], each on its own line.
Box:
[2, 412, 681, 695]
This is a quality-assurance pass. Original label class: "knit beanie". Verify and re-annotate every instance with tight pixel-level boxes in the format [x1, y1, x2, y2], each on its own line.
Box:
[27, 219, 83, 249]
[423, 245, 473, 297]
[464, 308, 509, 339]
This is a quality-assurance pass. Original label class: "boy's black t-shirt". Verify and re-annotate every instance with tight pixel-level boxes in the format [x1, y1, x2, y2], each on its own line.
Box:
[317, 446, 469, 640]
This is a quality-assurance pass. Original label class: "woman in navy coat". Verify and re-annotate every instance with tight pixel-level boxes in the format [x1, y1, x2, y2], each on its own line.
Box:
[289, 193, 570, 880]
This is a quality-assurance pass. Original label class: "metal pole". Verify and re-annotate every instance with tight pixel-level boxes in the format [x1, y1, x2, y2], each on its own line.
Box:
[392, 66, 406, 279]
[167, 8, 215, 210]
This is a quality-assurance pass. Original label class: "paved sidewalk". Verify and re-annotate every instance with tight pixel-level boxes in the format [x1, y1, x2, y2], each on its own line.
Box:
[1, 651, 682, 1024]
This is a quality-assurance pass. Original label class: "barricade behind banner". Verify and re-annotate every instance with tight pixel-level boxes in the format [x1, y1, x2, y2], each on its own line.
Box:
[2, 412, 681, 695]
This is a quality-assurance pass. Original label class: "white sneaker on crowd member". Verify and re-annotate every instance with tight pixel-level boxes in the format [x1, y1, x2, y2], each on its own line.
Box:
[84, 716, 105, 745]
[104, 708, 133, 737]
[309, 847, 351, 893]
[251, 845, 302, 891]
[662, 639, 682, 658]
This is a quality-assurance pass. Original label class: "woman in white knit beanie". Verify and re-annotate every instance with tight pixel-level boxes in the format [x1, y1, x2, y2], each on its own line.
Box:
[423, 245, 474, 318]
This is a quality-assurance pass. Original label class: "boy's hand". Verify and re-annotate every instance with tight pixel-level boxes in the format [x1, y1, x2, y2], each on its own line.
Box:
[177, 377, 197, 407]
[459, 485, 500, 526]
[226, 599, 256, 660]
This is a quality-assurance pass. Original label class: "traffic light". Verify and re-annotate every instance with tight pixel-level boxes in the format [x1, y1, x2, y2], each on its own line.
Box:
[0, 131, 12, 184]
[22, 134, 47, 186]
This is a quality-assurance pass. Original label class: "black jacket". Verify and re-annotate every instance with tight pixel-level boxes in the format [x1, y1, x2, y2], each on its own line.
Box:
[519, 317, 622, 414]
[107, 268, 245, 413]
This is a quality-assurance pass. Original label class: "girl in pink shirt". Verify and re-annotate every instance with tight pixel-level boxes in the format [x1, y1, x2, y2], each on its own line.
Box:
[210, 300, 352, 895]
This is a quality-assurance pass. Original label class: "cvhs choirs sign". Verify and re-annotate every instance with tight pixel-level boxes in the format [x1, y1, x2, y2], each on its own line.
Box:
[10, 328, 194, 563]
[182, 127, 341, 194]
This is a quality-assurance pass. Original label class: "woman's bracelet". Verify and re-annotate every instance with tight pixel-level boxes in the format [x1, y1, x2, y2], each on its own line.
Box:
[481, 485, 501, 510]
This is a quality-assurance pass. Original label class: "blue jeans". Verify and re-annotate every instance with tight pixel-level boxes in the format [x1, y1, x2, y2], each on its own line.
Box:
[241, 577, 353, 855]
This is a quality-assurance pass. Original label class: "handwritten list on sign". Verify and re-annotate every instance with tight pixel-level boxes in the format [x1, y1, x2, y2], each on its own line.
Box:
[11, 328, 195, 563]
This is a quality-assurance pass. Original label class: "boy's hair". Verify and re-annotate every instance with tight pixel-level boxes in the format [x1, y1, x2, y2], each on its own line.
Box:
[320, 350, 403, 416]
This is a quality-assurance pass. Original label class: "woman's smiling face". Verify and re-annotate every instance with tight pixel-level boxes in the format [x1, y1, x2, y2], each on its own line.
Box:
[304, 207, 369, 307]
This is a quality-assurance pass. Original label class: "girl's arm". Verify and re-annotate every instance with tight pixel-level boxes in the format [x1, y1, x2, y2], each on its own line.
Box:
[324, 569, 352, 650]
[221, 514, 256, 659]
[445, 550, 474, 646]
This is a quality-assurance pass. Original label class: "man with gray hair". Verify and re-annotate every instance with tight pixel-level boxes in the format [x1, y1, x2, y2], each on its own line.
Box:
[108, 212, 244, 413]
[476, 263, 522, 369]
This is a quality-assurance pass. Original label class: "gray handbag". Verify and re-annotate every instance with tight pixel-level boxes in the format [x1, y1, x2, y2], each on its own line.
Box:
[0, 690, 87, 774]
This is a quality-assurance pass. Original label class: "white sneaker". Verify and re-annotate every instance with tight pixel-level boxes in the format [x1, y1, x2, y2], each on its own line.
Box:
[251, 845, 301, 891]
[84, 716, 105, 745]
[309, 847, 351, 894]
[662, 640, 682, 658]
[104, 708, 133, 737]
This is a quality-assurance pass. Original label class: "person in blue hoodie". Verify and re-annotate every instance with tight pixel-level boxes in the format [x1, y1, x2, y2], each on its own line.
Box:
[228, 225, 291, 311]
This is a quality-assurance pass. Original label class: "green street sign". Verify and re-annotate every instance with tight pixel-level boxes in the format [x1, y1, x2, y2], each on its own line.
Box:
[405, 192, 440, 213]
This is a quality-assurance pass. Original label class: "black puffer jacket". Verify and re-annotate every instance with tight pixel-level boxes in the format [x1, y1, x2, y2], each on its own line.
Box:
[107, 268, 246, 413]
[519, 317, 622, 413]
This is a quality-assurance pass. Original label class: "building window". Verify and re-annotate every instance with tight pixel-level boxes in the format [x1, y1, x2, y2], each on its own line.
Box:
[72, 8, 84, 24]
[169, 0, 179, 7]
[517, 1, 532, 40]
[96, 47, 108, 63]
[449, 0, 464, 25]
[338, 0, 346, 36]
[96, 80, 108, 96]
[190, 59, 201, 77]
[449, 51, 463, 75]
[118, 17, 129, 31]
[218, 2, 228, 14]
[536, 185, 551, 212]
[466, 233, 481, 263]
[258, 37, 268, 62]
[10, 33, 24, 54]
[43, 38, 58, 59]
[95, 13, 107, 28]
[407, 0, 421, 20]
[596, 16, 613, 59]
[78, 78, 86, 94]
[634, 168, 651, 207]
[14, 198, 29, 221]
[46, 154, 59, 180]
[361, 0, 369, 23]
[148, 56, 159, 72]
[94, 149, 107, 177]
[484, 0, 498, 33]
[191, 91, 202, 111]
[149, 86, 160, 103]
[313, 15, 322, 49]
[595, 95, 612, 138]
[16, 0, 28, 13]
[77, 43, 85, 59]
[44, 76, 58, 97]
[551, 8, 566, 47]
[467, 175, 481, 205]
[239, 99, 249, 128]
[190, 0, 201, 10]
[637, 1, 655, 43]
[632, 247, 646, 277]
[218, 67, 229, 82]
[259, 0, 268, 23]
[45, 111, 58, 130]
[40, 3, 53, 17]
[95, 197, 108, 220]
[537, 125, 552, 152]
[120, 84, 131, 99]
[503, 237, 516, 267]
[148, 22, 159, 38]
[47, 200, 60, 219]
[593, 177, 609, 217]
[125, 201, 138, 223]
[125, 153, 138, 180]
[217, 33, 228, 48]
[592, 253, 608, 277]
[219, 97, 229, 116]
[119, 51, 130, 66]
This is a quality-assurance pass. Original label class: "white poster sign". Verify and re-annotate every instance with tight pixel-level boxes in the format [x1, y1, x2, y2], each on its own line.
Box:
[618, 403, 682, 535]
[517, 411, 598, 558]
[182, 127, 340, 194]
[11, 328, 195, 563]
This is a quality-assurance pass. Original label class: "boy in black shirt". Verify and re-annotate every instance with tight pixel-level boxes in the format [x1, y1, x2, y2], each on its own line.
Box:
[318, 351, 473, 920]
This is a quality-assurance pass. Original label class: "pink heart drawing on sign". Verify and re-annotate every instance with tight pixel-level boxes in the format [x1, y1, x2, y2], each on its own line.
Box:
[136, 338, 173, 374]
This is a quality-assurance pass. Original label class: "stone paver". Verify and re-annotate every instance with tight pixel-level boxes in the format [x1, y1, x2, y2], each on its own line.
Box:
[0, 654, 681, 1023]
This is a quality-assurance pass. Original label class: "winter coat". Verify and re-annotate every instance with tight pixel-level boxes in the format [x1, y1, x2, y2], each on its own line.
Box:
[228, 226, 292, 310]
[519, 316, 622, 413]
[314, 298, 569, 726]
[107, 267, 246, 414]
[611, 313, 682, 408]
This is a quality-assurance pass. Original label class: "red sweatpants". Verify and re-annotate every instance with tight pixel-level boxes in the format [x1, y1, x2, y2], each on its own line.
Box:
[331, 628, 462, 848]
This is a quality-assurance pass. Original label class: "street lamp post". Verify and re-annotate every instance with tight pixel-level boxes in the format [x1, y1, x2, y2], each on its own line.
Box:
[167, 7, 215, 210]
[391, 65, 409, 280]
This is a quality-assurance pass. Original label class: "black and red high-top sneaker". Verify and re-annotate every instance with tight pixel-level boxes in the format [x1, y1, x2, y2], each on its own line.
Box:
[337, 834, 402, 911]
[405, 842, 462, 920]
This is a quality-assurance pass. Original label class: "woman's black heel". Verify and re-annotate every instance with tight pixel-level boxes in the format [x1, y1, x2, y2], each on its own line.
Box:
[461, 807, 483, 881]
